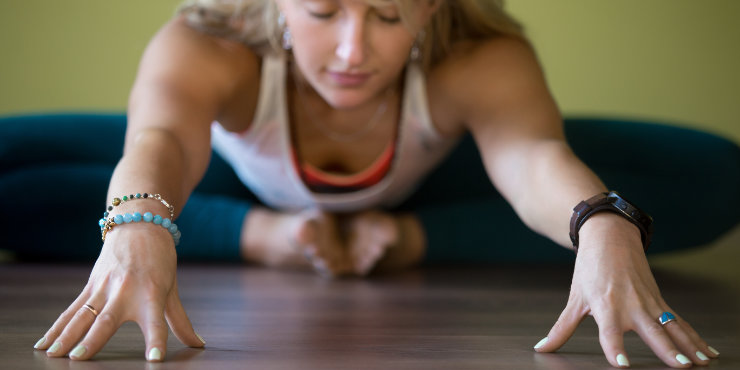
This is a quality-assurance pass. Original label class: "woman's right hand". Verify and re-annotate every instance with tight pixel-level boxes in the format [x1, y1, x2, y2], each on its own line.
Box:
[33, 224, 205, 361]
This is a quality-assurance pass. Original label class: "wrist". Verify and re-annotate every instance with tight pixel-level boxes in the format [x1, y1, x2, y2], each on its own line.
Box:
[577, 213, 643, 253]
[105, 193, 176, 220]
[569, 191, 653, 253]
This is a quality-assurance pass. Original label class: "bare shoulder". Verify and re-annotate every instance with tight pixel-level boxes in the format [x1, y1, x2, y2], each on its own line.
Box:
[428, 37, 559, 137]
[131, 16, 261, 120]
[431, 36, 545, 104]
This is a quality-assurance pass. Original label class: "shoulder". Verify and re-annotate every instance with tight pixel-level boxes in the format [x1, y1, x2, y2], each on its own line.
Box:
[427, 37, 557, 135]
[435, 36, 540, 77]
[133, 16, 261, 110]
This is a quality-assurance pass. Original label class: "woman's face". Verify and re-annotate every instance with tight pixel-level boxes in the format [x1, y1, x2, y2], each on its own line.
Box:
[277, 0, 436, 109]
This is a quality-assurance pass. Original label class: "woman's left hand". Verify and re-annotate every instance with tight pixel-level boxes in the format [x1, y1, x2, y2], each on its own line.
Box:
[533, 214, 719, 368]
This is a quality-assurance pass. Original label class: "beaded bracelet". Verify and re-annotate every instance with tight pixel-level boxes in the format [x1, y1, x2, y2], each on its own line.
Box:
[104, 193, 175, 220]
[99, 212, 181, 246]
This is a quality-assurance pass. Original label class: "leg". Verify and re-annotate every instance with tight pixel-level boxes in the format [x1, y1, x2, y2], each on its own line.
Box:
[0, 114, 126, 261]
[395, 134, 572, 264]
[396, 119, 740, 264]
[0, 114, 254, 262]
[566, 119, 740, 254]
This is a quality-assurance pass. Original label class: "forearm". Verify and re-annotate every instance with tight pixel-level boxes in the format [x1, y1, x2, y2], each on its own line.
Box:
[507, 140, 609, 248]
[106, 128, 199, 220]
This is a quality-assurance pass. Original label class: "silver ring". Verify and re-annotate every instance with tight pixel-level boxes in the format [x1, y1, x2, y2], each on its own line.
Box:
[658, 311, 676, 326]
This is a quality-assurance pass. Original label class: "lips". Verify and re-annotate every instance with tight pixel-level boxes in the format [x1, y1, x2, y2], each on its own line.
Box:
[326, 70, 372, 87]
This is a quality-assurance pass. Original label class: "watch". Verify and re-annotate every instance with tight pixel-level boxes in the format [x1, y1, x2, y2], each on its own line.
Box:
[569, 191, 653, 253]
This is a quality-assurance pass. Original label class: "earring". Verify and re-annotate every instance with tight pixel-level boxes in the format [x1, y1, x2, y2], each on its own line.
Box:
[409, 30, 425, 62]
[278, 13, 292, 50]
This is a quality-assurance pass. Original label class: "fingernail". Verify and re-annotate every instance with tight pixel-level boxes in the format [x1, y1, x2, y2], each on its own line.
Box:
[533, 337, 548, 350]
[47, 342, 61, 354]
[148, 347, 162, 361]
[70, 345, 87, 359]
[676, 353, 691, 365]
[695, 351, 709, 361]
[33, 337, 46, 349]
[616, 353, 630, 367]
[707, 346, 720, 356]
[196, 332, 206, 345]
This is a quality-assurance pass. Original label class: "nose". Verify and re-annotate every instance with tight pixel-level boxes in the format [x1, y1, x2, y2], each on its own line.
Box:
[335, 18, 366, 67]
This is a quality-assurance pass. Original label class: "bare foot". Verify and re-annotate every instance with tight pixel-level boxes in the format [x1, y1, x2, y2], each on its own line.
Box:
[240, 208, 352, 277]
[345, 211, 400, 276]
[346, 212, 428, 275]
[298, 211, 355, 277]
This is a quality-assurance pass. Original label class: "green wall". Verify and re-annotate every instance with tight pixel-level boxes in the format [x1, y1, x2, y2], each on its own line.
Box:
[507, 1, 740, 143]
[1, 0, 738, 142]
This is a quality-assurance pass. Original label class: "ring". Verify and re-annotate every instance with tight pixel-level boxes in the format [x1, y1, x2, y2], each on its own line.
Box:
[658, 311, 676, 325]
[82, 304, 99, 317]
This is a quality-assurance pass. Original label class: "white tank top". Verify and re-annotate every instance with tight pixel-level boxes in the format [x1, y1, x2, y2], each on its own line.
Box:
[211, 54, 460, 212]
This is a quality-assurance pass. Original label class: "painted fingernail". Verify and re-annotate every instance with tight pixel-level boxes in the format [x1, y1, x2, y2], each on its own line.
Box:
[47, 342, 61, 354]
[148, 347, 162, 361]
[616, 353, 630, 367]
[33, 336, 46, 349]
[695, 351, 709, 361]
[533, 337, 548, 350]
[675, 353, 691, 365]
[196, 332, 206, 345]
[70, 345, 87, 359]
[707, 346, 720, 356]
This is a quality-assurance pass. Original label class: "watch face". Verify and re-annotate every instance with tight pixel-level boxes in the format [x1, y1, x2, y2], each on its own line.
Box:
[610, 192, 653, 224]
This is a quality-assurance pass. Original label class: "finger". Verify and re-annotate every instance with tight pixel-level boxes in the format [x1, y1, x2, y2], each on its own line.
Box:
[46, 297, 105, 358]
[67, 298, 124, 361]
[677, 318, 720, 358]
[35, 288, 93, 350]
[164, 281, 206, 348]
[139, 300, 169, 362]
[660, 312, 711, 365]
[534, 297, 585, 353]
[592, 309, 629, 368]
[634, 313, 692, 368]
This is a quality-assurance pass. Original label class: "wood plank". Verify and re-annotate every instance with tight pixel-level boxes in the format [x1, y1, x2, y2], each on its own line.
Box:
[1, 262, 737, 369]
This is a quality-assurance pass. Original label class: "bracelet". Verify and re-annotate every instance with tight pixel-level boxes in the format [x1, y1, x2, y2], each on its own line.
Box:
[99, 212, 181, 246]
[569, 191, 653, 253]
[104, 193, 175, 220]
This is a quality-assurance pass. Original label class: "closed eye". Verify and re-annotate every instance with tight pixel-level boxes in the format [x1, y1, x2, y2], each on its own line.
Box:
[309, 11, 336, 20]
[377, 14, 401, 24]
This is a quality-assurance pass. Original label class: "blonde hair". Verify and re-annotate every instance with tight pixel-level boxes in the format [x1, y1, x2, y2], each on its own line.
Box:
[177, 0, 525, 70]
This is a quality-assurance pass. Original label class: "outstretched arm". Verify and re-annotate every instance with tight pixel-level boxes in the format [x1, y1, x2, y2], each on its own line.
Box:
[450, 37, 717, 368]
[35, 17, 259, 362]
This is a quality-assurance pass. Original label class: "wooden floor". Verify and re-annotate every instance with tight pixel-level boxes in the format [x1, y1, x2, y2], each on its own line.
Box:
[1, 228, 739, 369]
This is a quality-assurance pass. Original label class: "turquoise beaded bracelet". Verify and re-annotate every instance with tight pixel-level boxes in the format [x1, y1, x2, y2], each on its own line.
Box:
[99, 212, 181, 246]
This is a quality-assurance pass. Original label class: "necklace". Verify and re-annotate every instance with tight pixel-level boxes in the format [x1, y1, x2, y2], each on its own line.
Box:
[292, 68, 393, 143]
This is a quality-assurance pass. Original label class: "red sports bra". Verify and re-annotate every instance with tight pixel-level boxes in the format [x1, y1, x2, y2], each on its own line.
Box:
[292, 141, 395, 193]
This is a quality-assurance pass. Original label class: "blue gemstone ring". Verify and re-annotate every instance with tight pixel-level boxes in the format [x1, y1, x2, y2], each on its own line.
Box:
[659, 311, 677, 326]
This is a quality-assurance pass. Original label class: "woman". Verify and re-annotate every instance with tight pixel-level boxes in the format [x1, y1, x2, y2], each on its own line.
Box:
[17, 0, 728, 367]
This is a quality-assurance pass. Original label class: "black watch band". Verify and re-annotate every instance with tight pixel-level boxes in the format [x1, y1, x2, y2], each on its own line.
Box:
[569, 191, 654, 253]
